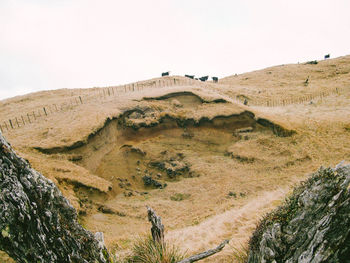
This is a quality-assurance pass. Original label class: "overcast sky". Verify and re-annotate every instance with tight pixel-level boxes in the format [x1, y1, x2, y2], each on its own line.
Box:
[0, 0, 349, 100]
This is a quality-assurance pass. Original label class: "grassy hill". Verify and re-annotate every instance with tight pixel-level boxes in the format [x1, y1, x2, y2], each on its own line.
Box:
[1, 55, 349, 262]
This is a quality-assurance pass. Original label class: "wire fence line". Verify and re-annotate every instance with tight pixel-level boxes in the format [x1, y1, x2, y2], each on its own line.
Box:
[242, 87, 346, 107]
[0, 77, 347, 134]
[0, 77, 197, 133]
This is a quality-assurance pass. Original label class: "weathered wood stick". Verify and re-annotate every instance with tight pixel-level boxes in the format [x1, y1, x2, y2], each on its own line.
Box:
[177, 239, 229, 263]
[146, 206, 165, 245]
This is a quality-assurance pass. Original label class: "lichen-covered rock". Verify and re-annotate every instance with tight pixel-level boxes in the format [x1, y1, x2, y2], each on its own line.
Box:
[0, 132, 111, 263]
[248, 164, 350, 263]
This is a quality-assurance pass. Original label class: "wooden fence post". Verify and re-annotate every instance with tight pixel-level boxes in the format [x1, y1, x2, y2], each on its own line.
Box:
[43, 107, 47, 116]
[15, 118, 20, 128]
[27, 113, 31, 123]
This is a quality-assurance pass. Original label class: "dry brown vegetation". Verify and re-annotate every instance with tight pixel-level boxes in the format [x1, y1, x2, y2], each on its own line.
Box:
[1, 55, 350, 262]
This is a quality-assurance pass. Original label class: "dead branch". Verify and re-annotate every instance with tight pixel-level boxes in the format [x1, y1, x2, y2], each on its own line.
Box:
[177, 239, 230, 263]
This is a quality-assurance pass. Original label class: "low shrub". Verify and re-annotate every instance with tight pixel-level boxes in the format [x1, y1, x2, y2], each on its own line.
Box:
[125, 236, 185, 263]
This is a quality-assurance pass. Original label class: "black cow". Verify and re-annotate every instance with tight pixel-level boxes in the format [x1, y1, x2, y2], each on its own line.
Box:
[162, 71, 170, 76]
[185, 74, 195, 79]
[212, 76, 218, 83]
[199, 76, 209, 82]
[324, 54, 330, 59]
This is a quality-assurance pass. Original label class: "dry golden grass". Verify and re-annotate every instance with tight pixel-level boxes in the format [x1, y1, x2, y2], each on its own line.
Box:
[1, 56, 350, 262]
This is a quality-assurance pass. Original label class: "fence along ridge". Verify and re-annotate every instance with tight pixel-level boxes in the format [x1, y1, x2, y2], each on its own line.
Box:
[240, 86, 343, 107]
[0, 77, 193, 133]
[0, 78, 345, 133]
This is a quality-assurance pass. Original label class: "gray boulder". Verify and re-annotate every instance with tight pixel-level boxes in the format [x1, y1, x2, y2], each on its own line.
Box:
[248, 164, 350, 263]
[0, 132, 111, 263]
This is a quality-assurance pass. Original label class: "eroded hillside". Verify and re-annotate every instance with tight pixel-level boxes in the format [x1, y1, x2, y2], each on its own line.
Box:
[1, 56, 349, 262]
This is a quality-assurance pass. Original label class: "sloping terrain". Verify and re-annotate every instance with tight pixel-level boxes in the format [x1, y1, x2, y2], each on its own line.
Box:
[0, 55, 349, 262]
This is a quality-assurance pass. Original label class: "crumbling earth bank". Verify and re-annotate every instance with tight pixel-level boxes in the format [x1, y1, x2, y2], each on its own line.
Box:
[248, 164, 350, 263]
[0, 132, 110, 263]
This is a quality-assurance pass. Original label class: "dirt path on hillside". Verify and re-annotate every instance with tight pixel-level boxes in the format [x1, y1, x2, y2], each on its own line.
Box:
[167, 187, 290, 262]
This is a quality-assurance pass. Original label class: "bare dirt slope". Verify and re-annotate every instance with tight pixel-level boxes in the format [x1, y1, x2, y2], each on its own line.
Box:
[1, 56, 349, 262]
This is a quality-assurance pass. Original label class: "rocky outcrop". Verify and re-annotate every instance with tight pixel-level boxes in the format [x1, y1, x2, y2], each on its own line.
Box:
[0, 133, 111, 263]
[248, 163, 350, 263]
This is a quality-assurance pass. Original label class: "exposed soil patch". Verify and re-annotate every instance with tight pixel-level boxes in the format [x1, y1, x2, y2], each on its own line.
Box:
[33, 106, 295, 199]
[142, 91, 228, 105]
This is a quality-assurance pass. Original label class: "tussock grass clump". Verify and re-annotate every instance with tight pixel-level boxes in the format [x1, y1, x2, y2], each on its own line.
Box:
[230, 244, 249, 263]
[126, 236, 185, 263]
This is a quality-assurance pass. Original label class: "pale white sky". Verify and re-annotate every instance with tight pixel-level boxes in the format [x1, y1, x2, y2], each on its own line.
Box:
[0, 0, 349, 100]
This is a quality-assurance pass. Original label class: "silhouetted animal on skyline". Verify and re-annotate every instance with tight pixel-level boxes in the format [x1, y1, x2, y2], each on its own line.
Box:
[162, 71, 170, 76]
[199, 76, 209, 82]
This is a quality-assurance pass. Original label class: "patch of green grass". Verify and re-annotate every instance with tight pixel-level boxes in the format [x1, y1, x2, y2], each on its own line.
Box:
[170, 193, 191, 201]
[344, 123, 350, 132]
[125, 236, 186, 263]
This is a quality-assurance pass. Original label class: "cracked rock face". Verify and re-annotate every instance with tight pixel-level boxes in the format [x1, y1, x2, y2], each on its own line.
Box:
[248, 164, 350, 263]
[0, 133, 110, 263]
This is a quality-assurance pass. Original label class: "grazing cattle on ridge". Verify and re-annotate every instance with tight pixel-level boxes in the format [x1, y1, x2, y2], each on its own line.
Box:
[324, 54, 330, 59]
[162, 71, 170, 76]
[199, 76, 209, 82]
[212, 77, 218, 83]
[185, 74, 195, 79]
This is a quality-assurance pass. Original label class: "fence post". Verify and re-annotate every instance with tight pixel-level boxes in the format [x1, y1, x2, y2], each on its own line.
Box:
[43, 107, 47, 116]
[21, 116, 25, 126]
[15, 117, 20, 128]
[27, 113, 31, 123]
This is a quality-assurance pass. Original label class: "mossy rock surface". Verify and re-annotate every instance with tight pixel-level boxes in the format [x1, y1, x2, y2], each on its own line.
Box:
[0, 133, 111, 263]
[248, 164, 350, 263]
